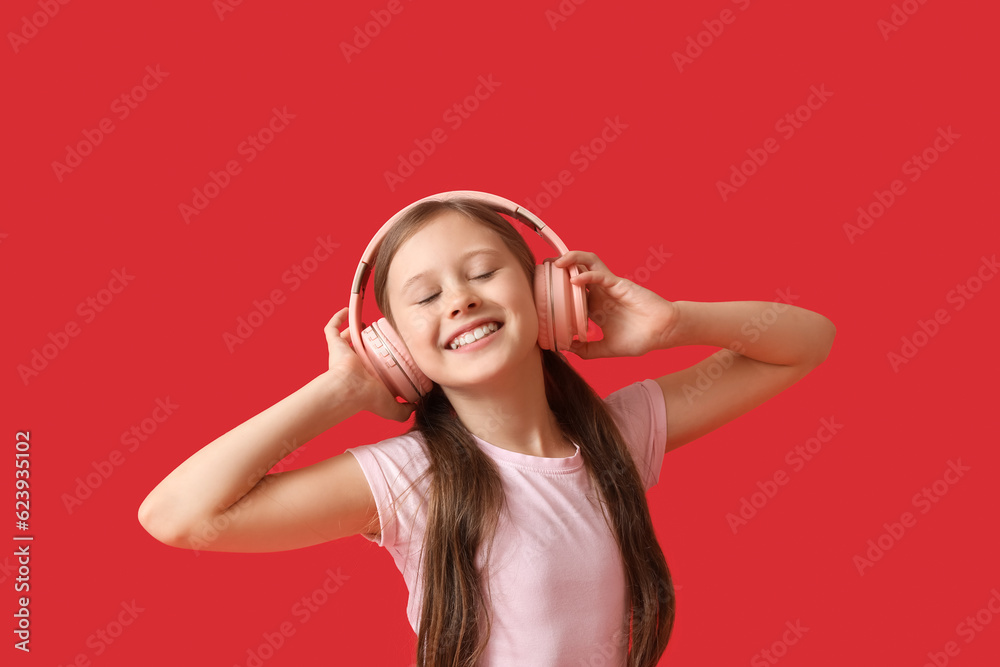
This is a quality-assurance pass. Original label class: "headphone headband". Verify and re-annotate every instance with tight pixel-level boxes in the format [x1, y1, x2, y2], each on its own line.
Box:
[350, 190, 568, 296]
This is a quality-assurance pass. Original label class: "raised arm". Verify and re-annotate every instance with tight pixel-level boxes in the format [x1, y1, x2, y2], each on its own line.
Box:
[552, 252, 836, 455]
[652, 299, 835, 452]
[137, 307, 415, 553]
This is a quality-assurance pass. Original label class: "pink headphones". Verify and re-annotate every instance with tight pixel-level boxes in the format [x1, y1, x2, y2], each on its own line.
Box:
[348, 190, 589, 404]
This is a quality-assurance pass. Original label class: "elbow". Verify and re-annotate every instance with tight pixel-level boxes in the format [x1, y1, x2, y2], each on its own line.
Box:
[810, 317, 837, 366]
[137, 495, 190, 548]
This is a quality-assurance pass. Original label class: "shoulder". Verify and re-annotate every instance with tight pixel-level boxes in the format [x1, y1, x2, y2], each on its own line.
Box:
[345, 430, 432, 480]
[344, 430, 434, 548]
[603, 378, 664, 426]
[601, 379, 667, 490]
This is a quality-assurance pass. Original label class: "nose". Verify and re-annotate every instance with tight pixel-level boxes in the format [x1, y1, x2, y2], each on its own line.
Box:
[444, 282, 481, 317]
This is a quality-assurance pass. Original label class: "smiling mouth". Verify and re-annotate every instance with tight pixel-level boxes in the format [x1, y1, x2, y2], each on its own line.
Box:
[448, 322, 503, 350]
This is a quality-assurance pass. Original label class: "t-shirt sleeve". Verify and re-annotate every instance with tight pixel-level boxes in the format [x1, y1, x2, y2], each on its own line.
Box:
[603, 378, 668, 491]
[344, 434, 431, 551]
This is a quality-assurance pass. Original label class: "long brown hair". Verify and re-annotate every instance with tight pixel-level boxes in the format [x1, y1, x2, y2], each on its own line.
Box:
[371, 197, 675, 666]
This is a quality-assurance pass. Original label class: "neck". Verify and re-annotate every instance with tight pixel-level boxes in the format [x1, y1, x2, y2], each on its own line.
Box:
[442, 347, 570, 458]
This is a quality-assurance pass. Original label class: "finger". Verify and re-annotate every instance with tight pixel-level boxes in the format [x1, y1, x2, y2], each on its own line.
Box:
[553, 251, 586, 268]
[325, 306, 348, 331]
[325, 307, 350, 343]
[570, 269, 615, 286]
[397, 401, 416, 421]
[555, 250, 601, 268]
[558, 249, 597, 261]
[569, 337, 608, 360]
[386, 398, 416, 422]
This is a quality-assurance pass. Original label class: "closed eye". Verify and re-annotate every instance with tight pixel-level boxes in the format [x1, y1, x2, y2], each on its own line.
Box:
[417, 270, 497, 305]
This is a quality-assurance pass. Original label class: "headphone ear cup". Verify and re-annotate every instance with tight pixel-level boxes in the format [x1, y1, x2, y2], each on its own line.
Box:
[534, 262, 554, 351]
[362, 318, 432, 403]
[548, 259, 573, 350]
[536, 258, 588, 351]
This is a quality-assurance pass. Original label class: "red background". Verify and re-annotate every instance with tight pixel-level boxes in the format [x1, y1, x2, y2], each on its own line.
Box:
[4, 0, 999, 665]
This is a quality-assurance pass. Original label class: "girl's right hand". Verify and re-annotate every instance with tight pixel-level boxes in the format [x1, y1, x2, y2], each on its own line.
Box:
[324, 307, 417, 422]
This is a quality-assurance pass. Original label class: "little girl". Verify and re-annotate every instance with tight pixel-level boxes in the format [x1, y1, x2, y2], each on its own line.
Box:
[138, 195, 836, 667]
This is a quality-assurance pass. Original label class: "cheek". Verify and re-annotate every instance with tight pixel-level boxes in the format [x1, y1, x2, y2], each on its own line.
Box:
[522, 292, 539, 326]
[408, 310, 432, 335]
[507, 285, 540, 335]
[396, 313, 434, 354]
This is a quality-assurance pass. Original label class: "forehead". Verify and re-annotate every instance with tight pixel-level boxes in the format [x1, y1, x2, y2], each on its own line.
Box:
[399, 209, 498, 251]
[387, 210, 508, 285]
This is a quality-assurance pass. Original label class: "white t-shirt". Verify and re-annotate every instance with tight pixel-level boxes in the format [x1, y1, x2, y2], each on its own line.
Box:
[345, 379, 667, 666]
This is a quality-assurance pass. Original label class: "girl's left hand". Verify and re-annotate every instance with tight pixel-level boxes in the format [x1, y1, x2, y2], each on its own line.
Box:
[553, 250, 678, 359]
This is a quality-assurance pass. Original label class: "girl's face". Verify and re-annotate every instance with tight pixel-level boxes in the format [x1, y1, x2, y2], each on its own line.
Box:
[386, 210, 539, 390]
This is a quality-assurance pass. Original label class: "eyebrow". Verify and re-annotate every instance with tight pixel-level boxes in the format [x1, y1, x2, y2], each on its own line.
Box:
[400, 247, 503, 295]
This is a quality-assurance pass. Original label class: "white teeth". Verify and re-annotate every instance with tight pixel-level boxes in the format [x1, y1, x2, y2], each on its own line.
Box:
[449, 322, 499, 349]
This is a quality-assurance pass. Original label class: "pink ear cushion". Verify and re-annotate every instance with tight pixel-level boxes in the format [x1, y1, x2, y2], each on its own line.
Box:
[534, 263, 554, 351]
[547, 259, 589, 350]
[567, 263, 589, 343]
[549, 260, 573, 350]
[534, 259, 587, 351]
[369, 318, 433, 401]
